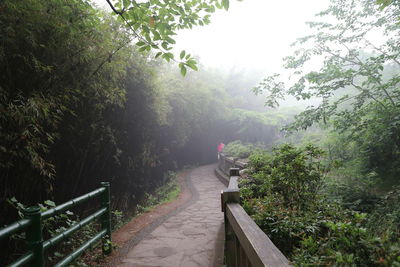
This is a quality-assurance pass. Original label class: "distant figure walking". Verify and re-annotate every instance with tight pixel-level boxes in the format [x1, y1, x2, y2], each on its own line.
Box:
[217, 142, 225, 159]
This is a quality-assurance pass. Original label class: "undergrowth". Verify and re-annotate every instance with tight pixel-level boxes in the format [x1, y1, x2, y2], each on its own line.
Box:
[239, 144, 400, 266]
[5, 170, 182, 266]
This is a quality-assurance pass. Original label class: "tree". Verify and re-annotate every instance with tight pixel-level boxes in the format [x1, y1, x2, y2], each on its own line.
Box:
[254, 0, 400, 179]
[106, 0, 231, 75]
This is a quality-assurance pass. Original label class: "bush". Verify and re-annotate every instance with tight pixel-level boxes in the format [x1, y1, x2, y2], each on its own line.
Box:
[239, 143, 400, 265]
[367, 186, 400, 240]
[293, 214, 400, 266]
[245, 144, 325, 209]
[222, 140, 263, 159]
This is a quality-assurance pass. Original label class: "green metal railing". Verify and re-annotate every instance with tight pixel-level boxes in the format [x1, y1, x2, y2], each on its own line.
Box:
[0, 182, 112, 267]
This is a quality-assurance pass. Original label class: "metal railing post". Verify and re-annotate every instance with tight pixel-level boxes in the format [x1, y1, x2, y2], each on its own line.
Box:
[24, 206, 44, 267]
[101, 182, 112, 255]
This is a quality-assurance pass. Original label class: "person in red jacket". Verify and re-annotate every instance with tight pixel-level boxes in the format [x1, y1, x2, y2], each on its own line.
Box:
[217, 142, 225, 159]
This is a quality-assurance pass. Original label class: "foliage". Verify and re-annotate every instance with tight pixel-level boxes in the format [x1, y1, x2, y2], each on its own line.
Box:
[367, 186, 400, 240]
[0, 0, 129, 202]
[136, 171, 180, 214]
[292, 214, 400, 266]
[240, 144, 400, 265]
[239, 144, 329, 255]
[254, 0, 400, 182]
[227, 109, 282, 144]
[376, 0, 400, 10]
[6, 197, 98, 265]
[0, 0, 237, 223]
[0, 0, 251, 262]
[106, 0, 232, 75]
[245, 144, 325, 209]
[222, 140, 262, 159]
[111, 210, 125, 231]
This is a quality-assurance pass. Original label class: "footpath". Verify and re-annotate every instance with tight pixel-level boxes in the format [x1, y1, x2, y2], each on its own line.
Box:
[110, 164, 226, 267]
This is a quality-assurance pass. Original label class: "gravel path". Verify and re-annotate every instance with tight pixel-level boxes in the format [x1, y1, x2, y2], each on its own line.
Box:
[117, 164, 225, 267]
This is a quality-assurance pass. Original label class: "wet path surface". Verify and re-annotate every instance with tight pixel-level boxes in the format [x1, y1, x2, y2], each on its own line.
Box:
[118, 164, 225, 267]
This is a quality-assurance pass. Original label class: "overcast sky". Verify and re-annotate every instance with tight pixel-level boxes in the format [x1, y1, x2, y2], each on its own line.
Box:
[174, 0, 330, 72]
[94, 0, 330, 73]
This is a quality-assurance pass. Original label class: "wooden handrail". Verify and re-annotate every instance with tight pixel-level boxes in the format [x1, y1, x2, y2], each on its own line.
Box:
[226, 203, 290, 267]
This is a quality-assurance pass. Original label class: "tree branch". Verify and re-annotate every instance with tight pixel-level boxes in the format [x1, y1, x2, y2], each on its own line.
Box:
[91, 37, 132, 77]
[364, 38, 400, 67]
[350, 80, 388, 110]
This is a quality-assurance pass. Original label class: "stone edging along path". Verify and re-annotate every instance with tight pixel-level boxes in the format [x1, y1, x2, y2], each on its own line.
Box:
[106, 164, 225, 267]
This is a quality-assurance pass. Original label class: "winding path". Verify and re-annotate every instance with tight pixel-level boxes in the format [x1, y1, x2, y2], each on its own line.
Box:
[117, 164, 225, 267]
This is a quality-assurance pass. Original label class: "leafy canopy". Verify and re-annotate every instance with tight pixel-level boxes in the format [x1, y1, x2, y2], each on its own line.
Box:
[106, 0, 233, 75]
[254, 0, 400, 135]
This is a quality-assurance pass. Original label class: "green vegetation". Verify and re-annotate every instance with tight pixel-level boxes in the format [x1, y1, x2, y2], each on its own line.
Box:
[106, 0, 232, 75]
[230, 0, 400, 265]
[222, 140, 263, 159]
[239, 144, 400, 266]
[220, 3, 400, 262]
[7, 197, 100, 266]
[0, 0, 237, 223]
[2, 0, 279, 264]
[256, 0, 400, 184]
[2, 0, 399, 265]
[136, 171, 181, 214]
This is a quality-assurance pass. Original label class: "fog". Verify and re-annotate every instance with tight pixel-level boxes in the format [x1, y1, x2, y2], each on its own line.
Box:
[175, 0, 329, 72]
[94, 0, 329, 71]
[93, 0, 331, 109]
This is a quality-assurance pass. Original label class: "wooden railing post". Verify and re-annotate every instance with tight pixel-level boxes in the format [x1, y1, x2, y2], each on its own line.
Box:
[218, 159, 291, 267]
[229, 168, 240, 177]
[24, 206, 44, 267]
[222, 168, 240, 267]
[222, 155, 226, 174]
[101, 182, 112, 255]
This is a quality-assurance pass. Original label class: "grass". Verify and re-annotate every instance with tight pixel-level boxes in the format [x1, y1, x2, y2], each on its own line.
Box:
[136, 171, 181, 214]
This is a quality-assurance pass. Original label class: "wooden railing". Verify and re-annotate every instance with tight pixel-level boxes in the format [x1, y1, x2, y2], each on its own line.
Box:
[217, 153, 248, 183]
[0, 182, 112, 267]
[219, 154, 291, 267]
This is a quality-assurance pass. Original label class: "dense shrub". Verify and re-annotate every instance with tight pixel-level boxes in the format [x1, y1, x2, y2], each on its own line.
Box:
[223, 140, 264, 159]
[245, 144, 325, 209]
[240, 144, 400, 265]
[293, 215, 400, 266]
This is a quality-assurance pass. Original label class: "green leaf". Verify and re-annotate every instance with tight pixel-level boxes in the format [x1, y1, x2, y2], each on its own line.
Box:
[138, 46, 148, 52]
[166, 37, 176, 44]
[144, 33, 152, 43]
[222, 0, 230, 10]
[162, 52, 174, 62]
[161, 42, 169, 50]
[44, 200, 56, 207]
[180, 65, 187, 76]
[186, 59, 198, 71]
[65, 210, 74, 215]
[136, 41, 146, 47]
[155, 52, 163, 58]
[180, 50, 186, 60]
[152, 30, 161, 41]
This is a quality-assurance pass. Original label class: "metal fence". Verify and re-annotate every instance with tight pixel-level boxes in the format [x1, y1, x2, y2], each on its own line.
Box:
[0, 182, 112, 267]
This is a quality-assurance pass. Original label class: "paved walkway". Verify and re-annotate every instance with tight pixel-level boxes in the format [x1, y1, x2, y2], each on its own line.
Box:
[118, 164, 225, 267]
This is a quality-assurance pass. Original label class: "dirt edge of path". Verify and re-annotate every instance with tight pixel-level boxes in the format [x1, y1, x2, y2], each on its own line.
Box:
[102, 168, 199, 266]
